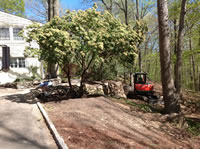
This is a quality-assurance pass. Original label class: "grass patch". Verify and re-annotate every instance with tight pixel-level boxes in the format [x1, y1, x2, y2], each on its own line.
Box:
[125, 100, 152, 112]
[186, 118, 200, 136]
[113, 98, 163, 113]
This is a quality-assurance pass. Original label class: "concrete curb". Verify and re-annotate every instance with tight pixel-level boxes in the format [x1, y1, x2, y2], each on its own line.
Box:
[37, 102, 69, 149]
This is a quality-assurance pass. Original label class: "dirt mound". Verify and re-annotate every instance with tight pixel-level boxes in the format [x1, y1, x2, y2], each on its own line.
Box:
[44, 97, 200, 149]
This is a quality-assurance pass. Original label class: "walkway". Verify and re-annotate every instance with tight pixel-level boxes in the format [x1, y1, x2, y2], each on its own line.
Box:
[0, 87, 57, 149]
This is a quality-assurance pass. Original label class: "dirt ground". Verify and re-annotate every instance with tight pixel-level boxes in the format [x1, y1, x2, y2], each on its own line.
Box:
[44, 96, 200, 149]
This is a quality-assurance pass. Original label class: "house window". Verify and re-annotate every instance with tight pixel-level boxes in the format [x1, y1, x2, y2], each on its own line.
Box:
[10, 58, 18, 68]
[13, 28, 23, 40]
[10, 58, 26, 68]
[18, 58, 25, 67]
[0, 28, 10, 40]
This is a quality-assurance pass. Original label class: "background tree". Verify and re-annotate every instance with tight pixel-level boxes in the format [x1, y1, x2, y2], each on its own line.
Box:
[157, 0, 181, 113]
[174, 0, 187, 95]
[0, 0, 25, 16]
[25, 0, 48, 22]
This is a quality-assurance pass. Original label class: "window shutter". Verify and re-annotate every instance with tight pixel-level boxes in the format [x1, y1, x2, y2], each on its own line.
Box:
[2, 46, 10, 70]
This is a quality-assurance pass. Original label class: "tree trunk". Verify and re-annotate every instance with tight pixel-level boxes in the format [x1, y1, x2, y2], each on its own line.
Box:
[48, 0, 53, 21]
[157, 0, 180, 114]
[174, 0, 186, 94]
[66, 72, 72, 89]
[129, 71, 134, 86]
[47, 63, 57, 78]
[174, 19, 177, 54]
[173, 19, 177, 79]
[124, 0, 128, 25]
[154, 55, 158, 81]
[136, 0, 142, 72]
[199, 67, 200, 91]
[136, 0, 139, 20]
[53, 0, 59, 16]
[47, 0, 59, 78]
[189, 35, 197, 90]
[189, 57, 194, 89]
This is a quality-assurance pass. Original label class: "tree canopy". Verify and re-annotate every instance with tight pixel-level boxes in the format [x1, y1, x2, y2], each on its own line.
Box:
[24, 4, 145, 90]
[0, 0, 25, 16]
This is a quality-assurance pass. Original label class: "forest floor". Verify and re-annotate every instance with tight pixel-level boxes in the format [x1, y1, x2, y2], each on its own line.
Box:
[44, 82, 200, 149]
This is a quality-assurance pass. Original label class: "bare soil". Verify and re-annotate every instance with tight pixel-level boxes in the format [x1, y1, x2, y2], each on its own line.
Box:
[44, 95, 200, 149]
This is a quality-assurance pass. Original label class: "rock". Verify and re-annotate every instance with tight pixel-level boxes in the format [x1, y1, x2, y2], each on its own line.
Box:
[81, 81, 126, 98]
[123, 85, 134, 95]
[16, 83, 24, 89]
[17, 81, 34, 89]
[52, 77, 62, 85]
[33, 80, 40, 85]
[102, 82, 109, 95]
[106, 81, 126, 99]
[83, 83, 104, 96]
[0, 83, 17, 89]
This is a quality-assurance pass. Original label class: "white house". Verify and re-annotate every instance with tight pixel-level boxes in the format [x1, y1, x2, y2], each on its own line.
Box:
[0, 11, 42, 84]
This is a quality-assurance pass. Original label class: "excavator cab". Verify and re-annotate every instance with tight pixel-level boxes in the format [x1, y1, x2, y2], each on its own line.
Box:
[134, 72, 153, 95]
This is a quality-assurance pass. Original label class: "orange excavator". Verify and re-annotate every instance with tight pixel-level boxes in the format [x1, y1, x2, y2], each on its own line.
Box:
[134, 72, 153, 95]
[127, 72, 160, 103]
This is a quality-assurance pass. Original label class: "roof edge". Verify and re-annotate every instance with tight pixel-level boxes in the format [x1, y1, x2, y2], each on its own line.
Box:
[0, 11, 33, 23]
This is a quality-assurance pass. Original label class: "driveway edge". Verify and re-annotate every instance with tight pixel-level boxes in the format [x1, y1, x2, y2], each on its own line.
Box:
[37, 102, 69, 149]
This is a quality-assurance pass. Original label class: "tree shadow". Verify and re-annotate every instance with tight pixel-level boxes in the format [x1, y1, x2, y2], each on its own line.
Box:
[0, 122, 50, 149]
[1, 92, 38, 104]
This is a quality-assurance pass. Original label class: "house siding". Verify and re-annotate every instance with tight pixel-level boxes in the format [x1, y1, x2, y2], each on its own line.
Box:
[0, 11, 42, 84]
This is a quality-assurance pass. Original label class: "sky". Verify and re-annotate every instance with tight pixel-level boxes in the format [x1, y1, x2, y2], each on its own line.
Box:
[60, 0, 93, 10]
[25, 0, 94, 23]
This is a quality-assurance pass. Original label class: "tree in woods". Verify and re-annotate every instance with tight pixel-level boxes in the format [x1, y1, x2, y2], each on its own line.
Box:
[168, 0, 200, 91]
[135, 0, 142, 72]
[23, 4, 145, 95]
[134, 0, 155, 72]
[0, 0, 25, 16]
[157, 0, 181, 113]
[174, 0, 187, 96]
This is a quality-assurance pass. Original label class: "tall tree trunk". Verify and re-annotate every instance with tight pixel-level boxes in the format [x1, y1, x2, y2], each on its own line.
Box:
[47, 0, 59, 78]
[173, 19, 177, 78]
[174, 0, 186, 94]
[136, 0, 139, 20]
[157, 0, 180, 114]
[136, 0, 142, 72]
[53, 0, 59, 16]
[189, 34, 196, 90]
[48, 0, 53, 21]
[129, 69, 134, 86]
[199, 67, 200, 91]
[174, 19, 177, 54]
[124, 0, 128, 25]
[189, 57, 194, 89]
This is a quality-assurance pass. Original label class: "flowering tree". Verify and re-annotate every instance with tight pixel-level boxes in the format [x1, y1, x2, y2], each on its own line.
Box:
[24, 4, 145, 94]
